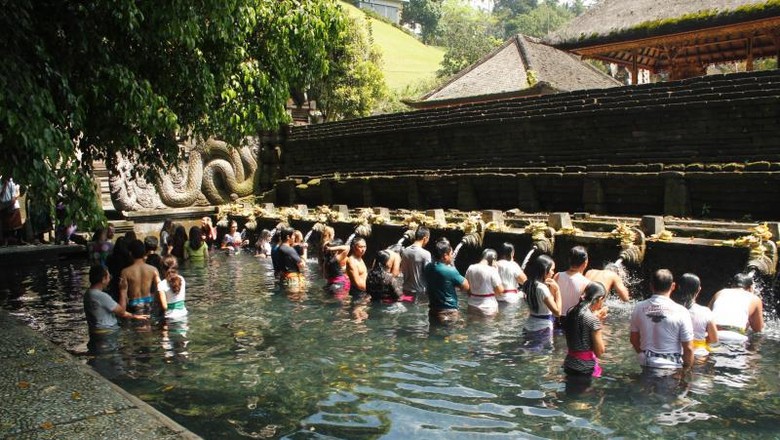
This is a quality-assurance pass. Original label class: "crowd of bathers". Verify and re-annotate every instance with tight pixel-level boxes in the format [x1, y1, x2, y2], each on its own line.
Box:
[83, 221, 766, 378]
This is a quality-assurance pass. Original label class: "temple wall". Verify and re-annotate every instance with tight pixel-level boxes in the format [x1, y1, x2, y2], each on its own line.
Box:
[279, 70, 780, 220]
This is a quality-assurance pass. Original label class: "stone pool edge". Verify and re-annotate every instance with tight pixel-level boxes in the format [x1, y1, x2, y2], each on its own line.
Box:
[0, 310, 202, 439]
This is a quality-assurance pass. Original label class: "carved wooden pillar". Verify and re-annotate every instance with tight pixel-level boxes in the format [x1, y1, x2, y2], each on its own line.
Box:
[746, 36, 755, 71]
[631, 49, 639, 85]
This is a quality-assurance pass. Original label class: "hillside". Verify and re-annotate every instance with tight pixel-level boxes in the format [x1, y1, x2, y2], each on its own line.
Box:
[339, 1, 444, 91]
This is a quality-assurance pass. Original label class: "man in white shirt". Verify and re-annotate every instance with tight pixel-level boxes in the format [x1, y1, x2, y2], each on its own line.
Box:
[630, 269, 694, 370]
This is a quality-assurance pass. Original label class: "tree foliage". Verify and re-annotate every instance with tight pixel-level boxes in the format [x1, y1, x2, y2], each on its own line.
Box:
[500, 1, 574, 38]
[401, 0, 443, 44]
[311, 17, 388, 122]
[436, 0, 503, 78]
[1, 0, 348, 227]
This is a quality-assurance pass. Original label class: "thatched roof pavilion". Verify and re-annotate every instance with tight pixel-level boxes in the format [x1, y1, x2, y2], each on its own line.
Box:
[546, 0, 780, 81]
[406, 34, 620, 109]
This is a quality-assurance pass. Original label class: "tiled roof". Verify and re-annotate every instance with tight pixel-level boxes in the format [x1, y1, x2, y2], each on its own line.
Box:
[412, 34, 620, 107]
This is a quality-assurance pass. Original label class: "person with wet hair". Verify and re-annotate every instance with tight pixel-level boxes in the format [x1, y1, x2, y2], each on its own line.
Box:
[119, 239, 163, 325]
[709, 272, 764, 344]
[157, 263, 187, 322]
[585, 262, 630, 302]
[278, 227, 305, 286]
[144, 235, 162, 274]
[522, 254, 561, 349]
[170, 225, 187, 260]
[159, 219, 174, 256]
[555, 246, 591, 326]
[400, 226, 432, 303]
[255, 229, 273, 258]
[671, 273, 718, 356]
[323, 238, 351, 298]
[346, 237, 369, 302]
[425, 239, 469, 326]
[465, 248, 503, 317]
[563, 281, 608, 377]
[630, 269, 694, 370]
[184, 225, 209, 263]
[496, 242, 526, 304]
[366, 250, 403, 306]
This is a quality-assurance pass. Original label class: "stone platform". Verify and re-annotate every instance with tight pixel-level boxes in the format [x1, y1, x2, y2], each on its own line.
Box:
[0, 311, 200, 439]
[0, 243, 86, 267]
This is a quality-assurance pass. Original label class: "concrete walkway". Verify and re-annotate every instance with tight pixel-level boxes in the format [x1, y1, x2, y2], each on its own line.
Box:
[0, 311, 200, 439]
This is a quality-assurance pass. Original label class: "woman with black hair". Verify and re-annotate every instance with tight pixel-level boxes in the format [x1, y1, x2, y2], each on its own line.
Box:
[563, 282, 608, 377]
[496, 242, 526, 304]
[521, 254, 561, 349]
[323, 238, 351, 299]
[184, 225, 209, 263]
[672, 273, 718, 356]
[366, 250, 403, 306]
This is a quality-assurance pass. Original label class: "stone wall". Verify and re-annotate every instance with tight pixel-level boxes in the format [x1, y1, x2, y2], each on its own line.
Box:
[279, 70, 780, 220]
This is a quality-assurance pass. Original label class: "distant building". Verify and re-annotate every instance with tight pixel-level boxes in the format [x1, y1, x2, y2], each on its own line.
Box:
[467, 0, 494, 12]
[357, 0, 409, 24]
[406, 34, 620, 109]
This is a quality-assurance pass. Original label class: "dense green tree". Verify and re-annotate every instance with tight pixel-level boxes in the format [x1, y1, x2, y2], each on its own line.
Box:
[436, 0, 503, 78]
[503, 1, 574, 37]
[1, 0, 347, 227]
[494, 0, 538, 16]
[401, 0, 443, 44]
[310, 16, 388, 121]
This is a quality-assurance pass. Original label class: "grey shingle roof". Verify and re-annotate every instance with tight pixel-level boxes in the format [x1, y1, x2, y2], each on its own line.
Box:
[412, 35, 620, 108]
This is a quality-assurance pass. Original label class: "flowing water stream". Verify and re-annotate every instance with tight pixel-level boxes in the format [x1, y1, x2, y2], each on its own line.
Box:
[1, 252, 779, 439]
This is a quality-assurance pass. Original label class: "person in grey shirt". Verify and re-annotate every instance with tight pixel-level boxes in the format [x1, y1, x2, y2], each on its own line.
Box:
[84, 264, 148, 333]
[400, 226, 431, 303]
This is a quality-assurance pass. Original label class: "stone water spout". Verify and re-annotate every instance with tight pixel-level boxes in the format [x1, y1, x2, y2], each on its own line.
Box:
[618, 227, 646, 266]
[745, 239, 778, 277]
[611, 224, 646, 266]
[451, 218, 491, 262]
[525, 223, 556, 256]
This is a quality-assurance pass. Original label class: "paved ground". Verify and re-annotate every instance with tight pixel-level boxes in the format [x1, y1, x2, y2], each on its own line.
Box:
[0, 311, 200, 439]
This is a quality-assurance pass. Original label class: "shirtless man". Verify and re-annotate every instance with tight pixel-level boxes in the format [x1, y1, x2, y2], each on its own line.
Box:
[585, 262, 630, 302]
[119, 239, 163, 318]
[346, 237, 368, 302]
[709, 273, 764, 344]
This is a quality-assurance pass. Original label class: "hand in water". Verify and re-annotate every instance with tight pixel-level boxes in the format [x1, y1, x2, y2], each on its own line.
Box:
[134, 314, 150, 321]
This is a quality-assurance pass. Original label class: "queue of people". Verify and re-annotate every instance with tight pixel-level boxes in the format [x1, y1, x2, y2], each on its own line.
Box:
[82, 219, 766, 385]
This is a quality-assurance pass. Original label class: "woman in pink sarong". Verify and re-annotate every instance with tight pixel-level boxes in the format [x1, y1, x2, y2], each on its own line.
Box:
[562, 282, 608, 377]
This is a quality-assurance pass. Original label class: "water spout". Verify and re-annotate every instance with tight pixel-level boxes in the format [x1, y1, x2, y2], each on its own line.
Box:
[615, 257, 624, 267]
[303, 229, 314, 244]
[520, 247, 537, 270]
[346, 233, 356, 247]
[616, 227, 646, 266]
[452, 242, 464, 263]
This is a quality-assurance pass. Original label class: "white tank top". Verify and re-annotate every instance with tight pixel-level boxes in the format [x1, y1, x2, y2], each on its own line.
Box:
[557, 271, 589, 316]
[711, 288, 752, 331]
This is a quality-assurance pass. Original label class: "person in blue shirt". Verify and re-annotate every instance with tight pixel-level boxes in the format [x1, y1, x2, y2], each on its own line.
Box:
[424, 239, 470, 326]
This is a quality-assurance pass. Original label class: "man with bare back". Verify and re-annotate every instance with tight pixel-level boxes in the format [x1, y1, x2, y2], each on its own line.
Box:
[347, 237, 368, 303]
[585, 263, 630, 302]
[120, 239, 163, 318]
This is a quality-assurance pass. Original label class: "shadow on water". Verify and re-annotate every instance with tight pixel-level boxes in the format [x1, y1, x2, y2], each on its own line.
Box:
[2, 252, 780, 439]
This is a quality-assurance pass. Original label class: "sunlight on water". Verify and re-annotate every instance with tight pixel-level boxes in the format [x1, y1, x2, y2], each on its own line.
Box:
[1, 252, 780, 439]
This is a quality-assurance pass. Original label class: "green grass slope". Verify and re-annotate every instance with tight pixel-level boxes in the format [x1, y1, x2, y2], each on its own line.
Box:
[339, 1, 444, 91]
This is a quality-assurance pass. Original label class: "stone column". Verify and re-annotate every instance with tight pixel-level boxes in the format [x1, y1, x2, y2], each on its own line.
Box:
[663, 172, 691, 217]
[517, 175, 540, 212]
[583, 178, 606, 214]
[457, 178, 479, 211]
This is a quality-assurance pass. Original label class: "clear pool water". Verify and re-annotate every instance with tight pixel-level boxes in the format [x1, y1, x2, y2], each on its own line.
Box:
[2, 252, 779, 439]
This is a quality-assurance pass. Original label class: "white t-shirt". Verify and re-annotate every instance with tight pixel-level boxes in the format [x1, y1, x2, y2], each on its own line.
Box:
[630, 294, 693, 368]
[496, 260, 524, 303]
[524, 282, 554, 332]
[689, 303, 714, 341]
[465, 263, 502, 295]
[557, 271, 589, 316]
[711, 288, 752, 330]
[158, 275, 187, 319]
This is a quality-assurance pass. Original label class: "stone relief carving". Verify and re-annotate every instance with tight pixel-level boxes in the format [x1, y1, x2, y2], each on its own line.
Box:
[109, 137, 259, 211]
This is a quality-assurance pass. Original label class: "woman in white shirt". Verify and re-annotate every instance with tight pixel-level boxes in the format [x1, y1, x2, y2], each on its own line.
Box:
[522, 254, 561, 350]
[495, 242, 527, 304]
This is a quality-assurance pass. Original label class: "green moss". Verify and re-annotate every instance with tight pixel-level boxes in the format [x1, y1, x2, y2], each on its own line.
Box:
[722, 162, 744, 171]
[558, 1, 780, 48]
[666, 163, 685, 171]
[296, 184, 309, 190]
[686, 163, 705, 171]
[307, 178, 321, 186]
[705, 164, 722, 171]
[745, 161, 771, 170]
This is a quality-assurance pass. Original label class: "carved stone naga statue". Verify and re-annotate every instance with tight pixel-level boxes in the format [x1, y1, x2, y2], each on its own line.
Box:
[109, 137, 260, 211]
